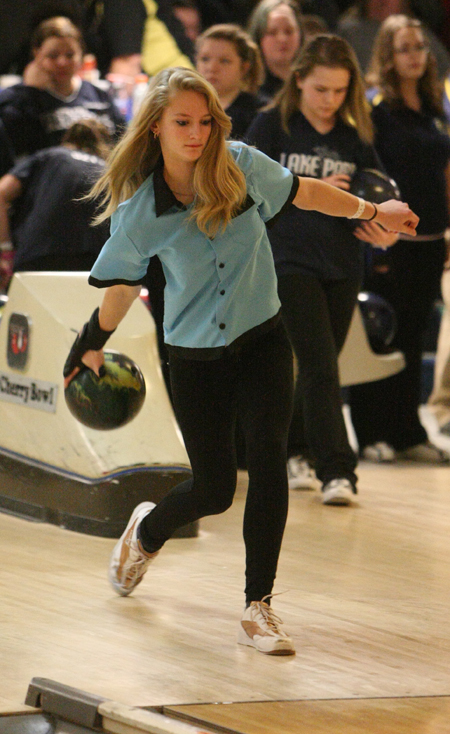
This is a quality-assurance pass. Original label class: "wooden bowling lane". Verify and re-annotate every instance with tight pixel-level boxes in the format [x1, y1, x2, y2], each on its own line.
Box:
[2, 452, 450, 709]
[163, 697, 450, 734]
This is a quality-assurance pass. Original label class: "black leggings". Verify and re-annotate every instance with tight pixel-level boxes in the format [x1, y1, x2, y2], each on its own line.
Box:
[139, 321, 294, 604]
[350, 240, 446, 450]
[278, 272, 360, 485]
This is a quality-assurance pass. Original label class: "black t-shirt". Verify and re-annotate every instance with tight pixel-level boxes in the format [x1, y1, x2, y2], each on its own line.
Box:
[226, 92, 260, 141]
[256, 70, 284, 107]
[371, 97, 450, 236]
[10, 145, 109, 269]
[246, 107, 380, 280]
[0, 80, 125, 159]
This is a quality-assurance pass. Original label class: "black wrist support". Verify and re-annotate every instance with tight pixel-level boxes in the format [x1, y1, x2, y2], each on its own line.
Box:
[63, 307, 116, 378]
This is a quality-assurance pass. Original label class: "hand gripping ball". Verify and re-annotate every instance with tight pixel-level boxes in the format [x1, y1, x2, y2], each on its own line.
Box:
[65, 350, 146, 430]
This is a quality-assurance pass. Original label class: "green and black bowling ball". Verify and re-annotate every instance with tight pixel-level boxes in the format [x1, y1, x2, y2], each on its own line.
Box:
[65, 351, 146, 430]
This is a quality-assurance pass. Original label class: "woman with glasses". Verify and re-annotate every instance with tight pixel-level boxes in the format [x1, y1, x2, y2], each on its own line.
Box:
[349, 15, 450, 464]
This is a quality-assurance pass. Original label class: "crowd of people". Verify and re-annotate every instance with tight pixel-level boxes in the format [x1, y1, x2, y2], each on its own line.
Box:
[1, 0, 450, 653]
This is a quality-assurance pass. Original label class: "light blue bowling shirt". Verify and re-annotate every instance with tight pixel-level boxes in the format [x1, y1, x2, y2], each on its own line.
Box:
[89, 141, 298, 359]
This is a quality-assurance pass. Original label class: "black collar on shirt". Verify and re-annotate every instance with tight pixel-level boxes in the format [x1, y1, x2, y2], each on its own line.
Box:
[153, 152, 256, 219]
[153, 155, 188, 216]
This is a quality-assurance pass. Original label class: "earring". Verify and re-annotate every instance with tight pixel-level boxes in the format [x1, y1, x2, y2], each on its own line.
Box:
[153, 130, 159, 139]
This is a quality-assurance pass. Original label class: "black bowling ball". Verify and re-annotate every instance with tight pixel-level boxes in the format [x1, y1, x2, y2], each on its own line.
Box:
[358, 292, 398, 354]
[350, 168, 401, 204]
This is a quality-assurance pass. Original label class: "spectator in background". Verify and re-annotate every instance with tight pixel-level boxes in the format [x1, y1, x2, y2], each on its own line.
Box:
[247, 0, 304, 104]
[0, 0, 146, 80]
[0, 16, 125, 161]
[0, 119, 111, 291]
[302, 13, 329, 43]
[337, 0, 450, 78]
[172, 0, 202, 42]
[246, 34, 396, 504]
[349, 15, 450, 463]
[196, 24, 264, 139]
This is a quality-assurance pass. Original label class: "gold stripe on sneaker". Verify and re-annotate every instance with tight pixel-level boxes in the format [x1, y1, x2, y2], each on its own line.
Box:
[242, 621, 270, 638]
[118, 524, 136, 582]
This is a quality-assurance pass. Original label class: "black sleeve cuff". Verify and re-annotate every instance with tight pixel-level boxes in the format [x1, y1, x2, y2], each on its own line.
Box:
[266, 176, 299, 229]
[88, 275, 146, 288]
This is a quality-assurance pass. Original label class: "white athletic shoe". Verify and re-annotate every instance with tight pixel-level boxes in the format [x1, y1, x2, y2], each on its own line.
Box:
[321, 478, 356, 506]
[287, 456, 318, 490]
[362, 442, 396, 463]
[238, 596, 295, 655]
[108, 501, 158, 596]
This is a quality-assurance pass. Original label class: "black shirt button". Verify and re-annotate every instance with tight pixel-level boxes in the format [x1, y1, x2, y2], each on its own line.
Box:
[219, 262, 225, 268]
[219, 323, 226, 330]
[220, 290, 225, 295]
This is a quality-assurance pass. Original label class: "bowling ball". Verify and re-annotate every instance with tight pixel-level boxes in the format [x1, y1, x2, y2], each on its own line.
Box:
[350, 168, 401, 204]
[358, 291, 397, 354]
[65, 350, 146, 430]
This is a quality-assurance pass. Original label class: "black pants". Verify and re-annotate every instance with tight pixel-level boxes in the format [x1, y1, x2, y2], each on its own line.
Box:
[145, 256, 171, 400]
[139, 321, 294, 604]
[277, 272, 360, 486]
[350, 240, 446, 451]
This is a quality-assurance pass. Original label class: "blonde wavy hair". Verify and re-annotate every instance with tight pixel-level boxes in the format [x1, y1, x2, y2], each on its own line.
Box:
[366, 15, 443, 116]
[90, 67, 247, 238]
[271, 33, 374, 144]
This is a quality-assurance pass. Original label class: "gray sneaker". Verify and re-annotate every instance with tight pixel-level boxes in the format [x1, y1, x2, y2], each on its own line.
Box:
[362, 442, 396, 463]
[322, 478, 356, 506]
[287, 456, 318, 490]
[397, 441, 450, 463]
[108, 501, 158, 596]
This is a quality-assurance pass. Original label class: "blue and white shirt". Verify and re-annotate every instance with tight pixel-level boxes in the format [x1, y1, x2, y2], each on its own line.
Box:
[89, 142, 298, 358]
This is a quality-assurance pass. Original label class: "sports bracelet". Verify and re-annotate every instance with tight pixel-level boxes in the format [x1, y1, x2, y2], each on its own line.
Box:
[366, 202, 378, 221]
[63, 307, 116, 377]
[348, 196, 365, 219]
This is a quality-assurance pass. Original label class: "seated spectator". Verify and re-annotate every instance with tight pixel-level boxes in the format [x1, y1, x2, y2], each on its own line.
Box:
[0, 16, 125, 160]
[0, 118, 111, 291]
[196, 24, 264, 139]
[247, 0, 304, 104]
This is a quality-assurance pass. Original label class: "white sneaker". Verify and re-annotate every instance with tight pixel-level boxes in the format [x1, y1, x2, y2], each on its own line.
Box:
[397, 441, 450, 463]
[108, 501, 158, 596]
[238, 596, 295, 655]
[287, 456, 318, 490]
[362, 442, 396, 463]
[322, 478, 355, 506]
